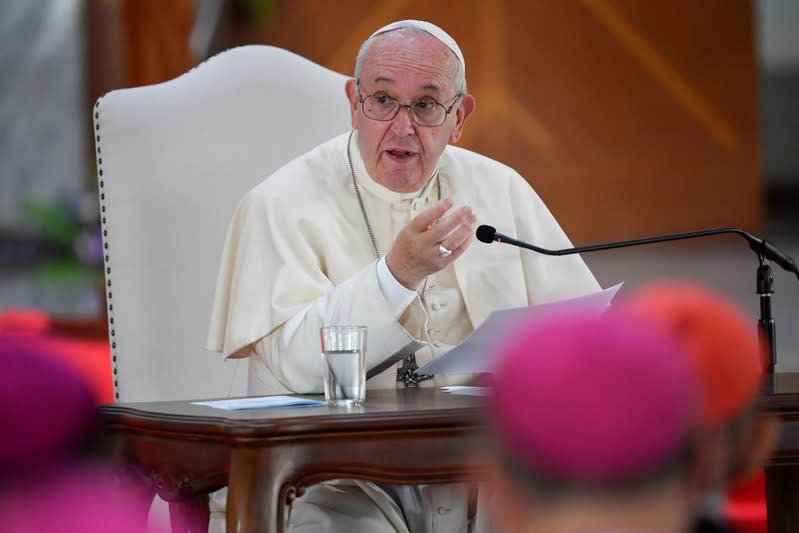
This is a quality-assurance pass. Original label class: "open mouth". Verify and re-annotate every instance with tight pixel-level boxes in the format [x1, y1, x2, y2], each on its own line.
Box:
[386, 149, 415, 161]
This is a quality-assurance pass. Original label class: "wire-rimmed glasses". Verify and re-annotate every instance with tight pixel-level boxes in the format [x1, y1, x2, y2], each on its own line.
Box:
[357, 85, 463, 127]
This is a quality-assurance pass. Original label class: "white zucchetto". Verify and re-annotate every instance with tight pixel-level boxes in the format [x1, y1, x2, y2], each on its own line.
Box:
[369, 20, 465, 76]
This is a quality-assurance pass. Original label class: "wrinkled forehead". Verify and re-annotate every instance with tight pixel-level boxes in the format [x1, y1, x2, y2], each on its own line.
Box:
[361, 31, 459, 92]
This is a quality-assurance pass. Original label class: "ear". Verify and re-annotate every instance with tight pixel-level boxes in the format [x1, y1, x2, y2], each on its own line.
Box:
[345, 79, 359, 129]
[728, 414, 780, 487]
[449, 94, 476, 144]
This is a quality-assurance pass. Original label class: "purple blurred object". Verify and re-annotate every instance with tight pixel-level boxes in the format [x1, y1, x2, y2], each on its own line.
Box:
[0, 338, 97, 480]
[487, 306, 698, 484]
[0, 465, 163, 533]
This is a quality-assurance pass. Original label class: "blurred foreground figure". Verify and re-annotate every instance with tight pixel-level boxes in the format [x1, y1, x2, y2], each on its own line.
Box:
[625, 283, 778, 533]
[484, 308, 699, 533]
[0, 341, 165, 532]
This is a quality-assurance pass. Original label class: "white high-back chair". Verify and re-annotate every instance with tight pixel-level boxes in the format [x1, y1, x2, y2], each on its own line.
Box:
[94, 46, 351, 402]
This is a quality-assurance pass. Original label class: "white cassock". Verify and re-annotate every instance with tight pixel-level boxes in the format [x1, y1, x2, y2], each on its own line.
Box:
[206, 131, 601, 532]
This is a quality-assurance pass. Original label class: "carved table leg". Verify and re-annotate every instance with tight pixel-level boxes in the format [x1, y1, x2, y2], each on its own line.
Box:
[168, 495, 210, 533]
[115, 464, 158, 530]
[766, 464, 799, 533]
[226, 446, 297, 533]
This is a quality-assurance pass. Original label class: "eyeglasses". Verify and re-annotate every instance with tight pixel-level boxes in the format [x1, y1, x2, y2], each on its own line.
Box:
[356, 84, 463, 127]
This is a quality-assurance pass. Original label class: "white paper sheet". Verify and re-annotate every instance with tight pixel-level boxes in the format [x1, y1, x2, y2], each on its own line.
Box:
[419, 283, 623, 376]
[441, 386, 489, 396]
[192, 395, 325, 410]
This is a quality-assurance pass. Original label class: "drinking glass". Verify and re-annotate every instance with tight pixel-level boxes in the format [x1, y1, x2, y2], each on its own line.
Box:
[320, 325, 367, 406]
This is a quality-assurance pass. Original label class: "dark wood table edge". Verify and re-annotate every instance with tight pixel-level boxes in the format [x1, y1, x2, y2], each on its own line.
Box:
[98, 375, 799, 533]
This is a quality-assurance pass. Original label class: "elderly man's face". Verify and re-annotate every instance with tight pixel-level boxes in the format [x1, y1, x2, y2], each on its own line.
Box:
[345, 32, 474, 193]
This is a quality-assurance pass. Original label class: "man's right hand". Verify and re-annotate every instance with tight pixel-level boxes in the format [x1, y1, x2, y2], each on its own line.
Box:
[385, 198, 477, 290]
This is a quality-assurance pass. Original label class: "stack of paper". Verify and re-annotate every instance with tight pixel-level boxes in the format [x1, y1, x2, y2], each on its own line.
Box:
[419, 283, 623, 376]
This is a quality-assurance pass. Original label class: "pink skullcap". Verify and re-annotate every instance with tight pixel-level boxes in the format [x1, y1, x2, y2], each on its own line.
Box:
[623, 282, 764, 429]
[487, 306, 697, 484]
[0, 338, 97, 478]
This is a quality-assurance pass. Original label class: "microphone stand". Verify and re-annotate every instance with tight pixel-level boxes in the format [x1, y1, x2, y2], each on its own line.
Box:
[757, 260, 776, 376]
[477, 225, 799, 375]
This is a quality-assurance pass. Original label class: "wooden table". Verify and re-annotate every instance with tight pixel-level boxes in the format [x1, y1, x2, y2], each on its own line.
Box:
[99, 374, 799, 533]
[99, 388, 483, 532]
[763, 372, 799, 533]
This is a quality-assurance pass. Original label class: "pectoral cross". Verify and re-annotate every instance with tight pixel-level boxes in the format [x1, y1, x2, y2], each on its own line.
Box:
[396, 353, 434, 387]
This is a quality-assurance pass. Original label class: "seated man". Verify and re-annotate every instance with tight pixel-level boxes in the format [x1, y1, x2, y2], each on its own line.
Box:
[483, 308, 700, 533]
[207, 19, 600, 532]
[624, 282, 779, 533]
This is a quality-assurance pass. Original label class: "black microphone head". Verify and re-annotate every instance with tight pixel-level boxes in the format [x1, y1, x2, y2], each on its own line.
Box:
[476, 225, 497, 243]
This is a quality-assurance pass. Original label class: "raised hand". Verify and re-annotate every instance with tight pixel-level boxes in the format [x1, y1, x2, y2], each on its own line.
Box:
[385, 198, 477, 289]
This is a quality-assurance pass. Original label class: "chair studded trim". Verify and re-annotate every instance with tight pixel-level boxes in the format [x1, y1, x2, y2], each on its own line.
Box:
[91, 48, 239, 403]
[92, 48, 255, 404]
[94, 95, 120, 400]
[94, 45, 350, 403]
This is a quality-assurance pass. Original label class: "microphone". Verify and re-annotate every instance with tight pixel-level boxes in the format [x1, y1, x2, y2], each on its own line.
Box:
[476, 223, 799, 374]
[476, 225, 799, 277]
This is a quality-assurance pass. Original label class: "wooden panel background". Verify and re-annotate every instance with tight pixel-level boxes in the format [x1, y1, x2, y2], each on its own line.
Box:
[89, 0, 762, 243]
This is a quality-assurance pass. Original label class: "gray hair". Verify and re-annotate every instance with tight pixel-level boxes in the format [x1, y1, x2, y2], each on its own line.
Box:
[354, 25, 467, 94]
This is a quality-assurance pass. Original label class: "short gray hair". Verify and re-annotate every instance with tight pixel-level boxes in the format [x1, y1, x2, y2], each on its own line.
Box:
[354, 25, 467, 94]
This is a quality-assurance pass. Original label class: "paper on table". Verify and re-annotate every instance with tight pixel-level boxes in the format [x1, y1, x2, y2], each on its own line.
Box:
[192, 395, 325, 410]
[418, 283, 623, 376]
[441, 386, 489, 396]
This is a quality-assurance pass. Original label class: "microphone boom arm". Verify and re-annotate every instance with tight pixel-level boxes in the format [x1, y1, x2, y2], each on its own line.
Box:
[477, 224, 799, 375]
[484, 226, 798, 276]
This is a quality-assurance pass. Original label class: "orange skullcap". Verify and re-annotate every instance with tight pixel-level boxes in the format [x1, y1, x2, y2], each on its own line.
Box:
[622, 282, 765, 429]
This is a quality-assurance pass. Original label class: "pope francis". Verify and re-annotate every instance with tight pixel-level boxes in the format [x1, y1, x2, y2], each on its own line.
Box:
[206, 19, 600, 533]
